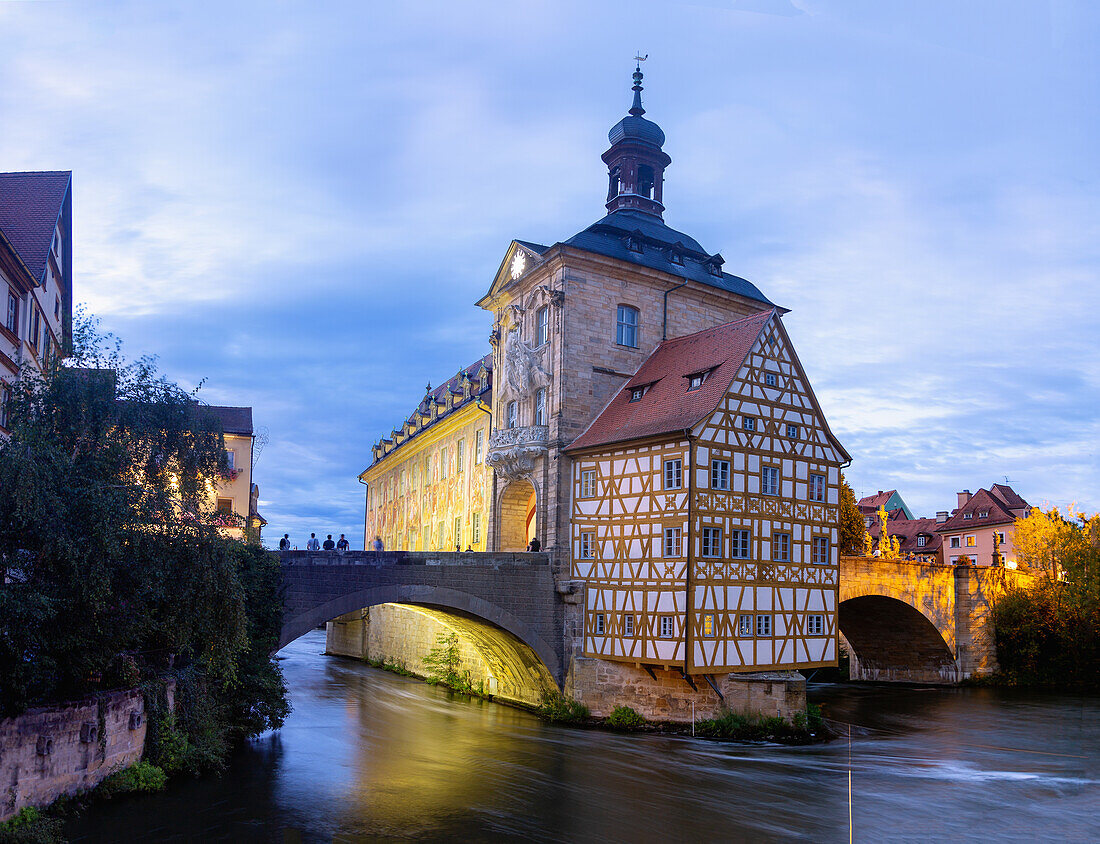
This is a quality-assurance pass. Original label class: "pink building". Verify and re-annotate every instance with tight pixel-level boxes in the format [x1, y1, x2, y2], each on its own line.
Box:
[935, 484, 1031, 567]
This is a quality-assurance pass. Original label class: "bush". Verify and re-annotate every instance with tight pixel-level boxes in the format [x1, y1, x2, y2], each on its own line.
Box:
[606, 705, 646, 731]
[537, 692, 589, 723]
[695, 708, 815, 741]
[99, 761, 168, 797]
[0, 807, 64, 844]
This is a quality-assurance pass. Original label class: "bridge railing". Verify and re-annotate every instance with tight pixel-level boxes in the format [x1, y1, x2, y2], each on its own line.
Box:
[279, 550, 550, 568]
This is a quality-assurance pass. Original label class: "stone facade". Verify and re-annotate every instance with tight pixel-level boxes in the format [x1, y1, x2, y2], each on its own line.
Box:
[0, 687, 149, 822]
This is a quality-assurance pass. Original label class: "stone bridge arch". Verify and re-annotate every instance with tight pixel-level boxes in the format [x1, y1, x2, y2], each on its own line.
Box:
[279, 551, 565, 700]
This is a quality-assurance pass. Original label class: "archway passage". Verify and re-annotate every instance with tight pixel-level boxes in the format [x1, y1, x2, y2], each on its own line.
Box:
[839, 595, 959, 684]
[325, 603, 557, 707]
[499, 480, 536, 550]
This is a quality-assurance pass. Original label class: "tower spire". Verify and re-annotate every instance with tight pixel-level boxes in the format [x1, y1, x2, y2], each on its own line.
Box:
[630, 54, 647, 116]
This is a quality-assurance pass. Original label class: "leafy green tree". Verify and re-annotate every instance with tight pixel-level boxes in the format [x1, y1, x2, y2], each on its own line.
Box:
[838, 474, 867, 556]
[0, 314, 288, 747]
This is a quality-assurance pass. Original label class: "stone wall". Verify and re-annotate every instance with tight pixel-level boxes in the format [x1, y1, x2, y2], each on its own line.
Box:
[566, 657, 806, 722]
[0, 688, 149, 822]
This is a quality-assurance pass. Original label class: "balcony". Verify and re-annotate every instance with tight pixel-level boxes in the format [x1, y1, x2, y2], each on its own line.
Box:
[485, 425, 549, 480]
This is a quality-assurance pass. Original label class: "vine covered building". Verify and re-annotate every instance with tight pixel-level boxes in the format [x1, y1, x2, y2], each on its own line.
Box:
[358, 68, 849, 716]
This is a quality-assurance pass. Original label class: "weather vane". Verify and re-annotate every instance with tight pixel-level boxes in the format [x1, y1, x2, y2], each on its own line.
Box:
[634, 52, 648, 67]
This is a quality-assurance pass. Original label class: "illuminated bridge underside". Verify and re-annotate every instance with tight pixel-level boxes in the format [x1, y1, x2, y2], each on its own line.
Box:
[328, 603, 557, 707]
[279, 551, 564, 686]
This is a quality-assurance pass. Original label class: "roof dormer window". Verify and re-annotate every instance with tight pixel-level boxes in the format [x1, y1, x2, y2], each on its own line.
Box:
[978, 509, 989, 518]
[688, 372, 707, 391]
[963, 512, 973, 519]
[629, 387, 645, 402]
[669, 249, 683, 266]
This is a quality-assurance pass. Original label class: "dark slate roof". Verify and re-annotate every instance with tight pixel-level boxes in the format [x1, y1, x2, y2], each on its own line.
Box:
[563, 209, 776, 307]
[608, 114, 665, 148]
[0, 171, 71, 284]
[936, 486, 1028, 533]
[369, 354, 492, 466]
[202, 405, 254, 436]
[515, 239, 550, 254]
[567, 310, 775, 452]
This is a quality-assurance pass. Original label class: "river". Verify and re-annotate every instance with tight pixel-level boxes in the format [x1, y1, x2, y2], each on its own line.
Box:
[66, 630, 1099, 842]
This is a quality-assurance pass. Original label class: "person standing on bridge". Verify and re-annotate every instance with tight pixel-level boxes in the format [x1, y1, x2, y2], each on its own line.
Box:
[279, 534, 291, 551]
[307, 533, 320, 551]
[372, 535, 384, 552]
[527, 537, 541, 552]
[336, 534, 350, 551]
[322, 534, 336, 551]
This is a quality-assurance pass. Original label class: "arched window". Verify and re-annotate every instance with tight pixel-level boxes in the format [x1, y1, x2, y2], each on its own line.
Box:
[535, 306, 549, 346]
[534, 388, 547, 426]
[638, 165, 655, 198]
[616, 305, 639, 348]
[507, 401, 518, 429]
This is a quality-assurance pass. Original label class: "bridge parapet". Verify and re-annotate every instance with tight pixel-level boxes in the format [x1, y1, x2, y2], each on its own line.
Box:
[280, 550, 549, 568]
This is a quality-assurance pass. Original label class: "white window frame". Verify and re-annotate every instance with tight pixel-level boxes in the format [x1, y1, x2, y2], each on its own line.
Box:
[965, 535, 976, 547]
[507, 401, 518, 429]
[762, 466, 780, 496]
[580, 469, 597, 498]
[711, 459, 730, 490]
[738, 614, 753, 636]
[594, 612, 605, 635]
[774, 532, 791, 562]
[765, 372, 777, 387]
[812, 536, 829, 565]
[225, 449, 236, 471]
[475, 429, 484, 464]
[616, 304, 639, 348]
[810, 473, 826, 502]
[787, 424, 799, 439]
[623, 614, 635, 637]
[534, 388, 547, 426]
[701, 527, 723, 558]
[742, 416, 756, 432]
[950, 536, 961, 549]
[731, 529, 751, 559]
[472, 512, 481, 544]
[663, 527, 682, 558]
[664, 459, 682, 490]
[756, 614, 772, 637]
[702, 613, 716, 637]
[456, 439, 465, 473]
[535, 305, 549, 346]
[917, 535, 927, 547]
[580, 532, 595, 559]
[807, 614, 824, 636]
[659, 615, 675, 638]
[5, 291, 17, 335]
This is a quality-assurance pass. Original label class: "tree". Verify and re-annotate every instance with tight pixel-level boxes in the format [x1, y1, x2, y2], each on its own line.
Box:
[0, 314, 288, 745]
[838, 474, 867, 556]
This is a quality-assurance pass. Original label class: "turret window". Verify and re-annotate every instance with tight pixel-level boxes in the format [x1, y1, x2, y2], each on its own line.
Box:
[616, 305, 639, 348]
[637, 164, 655, 198]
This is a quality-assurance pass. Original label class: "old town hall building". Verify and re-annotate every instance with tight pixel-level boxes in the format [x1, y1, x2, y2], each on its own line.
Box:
[361, 67, 848, 699]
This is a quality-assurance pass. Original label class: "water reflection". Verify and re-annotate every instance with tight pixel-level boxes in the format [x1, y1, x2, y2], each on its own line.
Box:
[67, 631, 1100, 842]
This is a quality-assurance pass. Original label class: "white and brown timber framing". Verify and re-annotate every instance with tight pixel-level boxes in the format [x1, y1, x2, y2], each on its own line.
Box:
[566, 310, 851, 675]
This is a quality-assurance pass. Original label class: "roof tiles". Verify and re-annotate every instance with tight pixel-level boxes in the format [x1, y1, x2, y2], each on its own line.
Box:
[0, 171, 71, 284]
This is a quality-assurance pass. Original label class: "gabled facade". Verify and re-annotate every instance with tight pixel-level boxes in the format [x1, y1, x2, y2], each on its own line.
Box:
[0, 171, 73, 433]
[857, 489, 913, 524]
[566, 311, 850, 674]
[202, 405, 265, 542]
[936, 485, 1031, 567]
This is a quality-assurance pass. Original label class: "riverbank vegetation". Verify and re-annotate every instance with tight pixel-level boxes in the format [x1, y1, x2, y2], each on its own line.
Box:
[992, 507, 1100, 690]
[0, 316, 289, 773]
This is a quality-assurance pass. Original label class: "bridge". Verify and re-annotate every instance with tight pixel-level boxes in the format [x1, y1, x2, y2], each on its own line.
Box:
[838, 556, 1031, 684]
[279, 551, 566, 701]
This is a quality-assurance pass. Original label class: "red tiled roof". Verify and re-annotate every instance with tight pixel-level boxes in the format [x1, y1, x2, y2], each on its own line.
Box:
[869, 516, 943, 555]
[936, 486, 1027, 533]
[566, 310, 775, 452]
[989, 483, 1028, 511]
[0, 171, 71, 285]
[857, 490, 897, 513]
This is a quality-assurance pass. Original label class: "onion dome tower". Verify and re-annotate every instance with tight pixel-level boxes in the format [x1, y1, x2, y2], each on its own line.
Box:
[602, 63, 672, 220]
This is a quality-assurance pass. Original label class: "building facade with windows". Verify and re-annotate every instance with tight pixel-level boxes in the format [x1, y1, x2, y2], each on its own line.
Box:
[936, 485, 1031, 567]
[203, 405, 266, 542]
[357, 68, 848, 713]
[566, 311, 849, 674]
[0, 171, 73, 433]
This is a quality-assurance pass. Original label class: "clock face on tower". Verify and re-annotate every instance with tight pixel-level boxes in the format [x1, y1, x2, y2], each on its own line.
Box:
[510, 252, 527, 279]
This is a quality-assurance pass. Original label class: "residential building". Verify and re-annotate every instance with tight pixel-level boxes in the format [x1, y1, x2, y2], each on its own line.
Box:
[857, 489, 913, 526]
[203, 405, 266, 542]
[936, 485, 1031, 567]
[868, 511, 942, 563]
[0, 171, 73, 432]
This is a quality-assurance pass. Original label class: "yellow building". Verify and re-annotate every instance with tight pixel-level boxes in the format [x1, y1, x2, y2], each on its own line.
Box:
[361, 358, 493, 552]
[204, 405, 265, 542]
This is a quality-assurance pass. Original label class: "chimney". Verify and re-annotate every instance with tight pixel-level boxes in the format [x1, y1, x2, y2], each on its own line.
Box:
[957, 490, 972, 509]
[936, 511, 949, 523]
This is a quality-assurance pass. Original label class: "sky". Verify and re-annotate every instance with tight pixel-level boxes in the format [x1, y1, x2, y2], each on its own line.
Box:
[1, 0, 1097, 544]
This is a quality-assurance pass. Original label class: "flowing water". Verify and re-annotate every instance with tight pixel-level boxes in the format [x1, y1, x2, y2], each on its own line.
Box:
[66, 630, 1099, 842]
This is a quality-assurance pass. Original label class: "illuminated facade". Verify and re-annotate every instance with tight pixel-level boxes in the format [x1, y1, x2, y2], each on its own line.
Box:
[358, 67, 847, 706]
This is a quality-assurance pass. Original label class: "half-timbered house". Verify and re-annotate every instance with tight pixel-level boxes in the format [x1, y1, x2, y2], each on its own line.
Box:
[566, 309, 850, 675]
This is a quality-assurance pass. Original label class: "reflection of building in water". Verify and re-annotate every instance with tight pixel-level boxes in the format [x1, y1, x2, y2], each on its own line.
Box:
[354, 68, 849, 716]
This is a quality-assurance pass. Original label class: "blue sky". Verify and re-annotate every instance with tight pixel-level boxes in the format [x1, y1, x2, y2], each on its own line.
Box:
[2, 1, 1097, 544]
